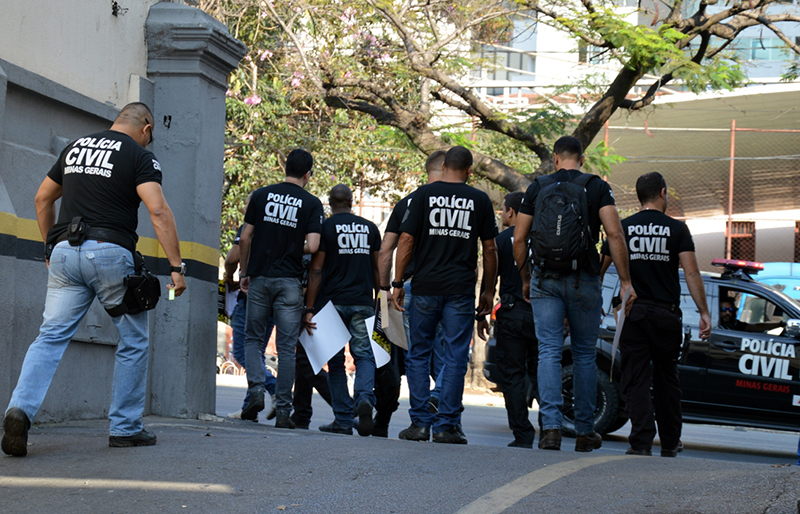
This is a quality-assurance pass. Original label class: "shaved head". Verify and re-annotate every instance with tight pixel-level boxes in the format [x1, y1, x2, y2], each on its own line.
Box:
[115, 102, 153, 128]
[425, 150, 447, 180]
[329, 184, 353, 210]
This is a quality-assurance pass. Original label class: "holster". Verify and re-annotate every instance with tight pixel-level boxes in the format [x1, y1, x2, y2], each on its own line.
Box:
[105, 251, 161, 317]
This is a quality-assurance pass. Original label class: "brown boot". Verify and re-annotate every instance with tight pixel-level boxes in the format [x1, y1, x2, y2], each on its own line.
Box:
[575, 431, 602, 452]
[538, 429, 562, 450]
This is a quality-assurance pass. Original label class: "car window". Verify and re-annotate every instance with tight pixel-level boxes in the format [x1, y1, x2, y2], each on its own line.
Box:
[679, 281, 701, 328]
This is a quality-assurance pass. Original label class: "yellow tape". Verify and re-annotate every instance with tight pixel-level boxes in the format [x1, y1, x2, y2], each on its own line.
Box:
[0, 211, 219, 266]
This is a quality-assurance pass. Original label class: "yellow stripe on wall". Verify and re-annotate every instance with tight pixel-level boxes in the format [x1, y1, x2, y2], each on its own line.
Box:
[0, 211, 220, 266]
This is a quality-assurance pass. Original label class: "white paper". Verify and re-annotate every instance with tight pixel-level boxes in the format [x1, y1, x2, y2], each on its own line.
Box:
[610, 287, 632, 374]
[298, 301, 350, 374]
[365, 315, 391, 368]
[225, 285, 238, 317]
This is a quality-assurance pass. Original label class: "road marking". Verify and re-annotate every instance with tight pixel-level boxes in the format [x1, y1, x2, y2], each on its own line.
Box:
[456, 455, 626, 514]
[0, 476, 233, 493]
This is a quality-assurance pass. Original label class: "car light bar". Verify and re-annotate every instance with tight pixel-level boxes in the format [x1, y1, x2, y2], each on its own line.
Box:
[711, 258, 764, 274]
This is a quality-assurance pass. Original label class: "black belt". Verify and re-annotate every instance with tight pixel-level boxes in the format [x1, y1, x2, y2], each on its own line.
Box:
[635, 298, 679, 314]
[56, 227, 136, 254]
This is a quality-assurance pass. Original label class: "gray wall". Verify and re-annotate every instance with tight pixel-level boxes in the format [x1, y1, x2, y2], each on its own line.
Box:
[0, 2, 244, 424]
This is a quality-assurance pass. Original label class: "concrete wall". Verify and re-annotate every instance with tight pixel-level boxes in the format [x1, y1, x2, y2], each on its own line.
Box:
[0, 2, 244, 423]
[0, 0, 162, 107]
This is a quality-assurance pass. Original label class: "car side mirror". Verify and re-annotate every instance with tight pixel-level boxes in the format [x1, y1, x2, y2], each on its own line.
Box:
[785, 319, 800, 339]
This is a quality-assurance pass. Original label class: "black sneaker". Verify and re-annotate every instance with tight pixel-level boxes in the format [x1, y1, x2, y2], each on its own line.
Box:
[109, 429, 157, 448]
[428, 396, 439, 414]
[319, 422, 353, 435]
[356, 400, 374, 437]
[508, 439, 534, 449]
[625, 447, 652, 456]
[372, 423, 389, 438]
[241, 385, 265, 421]
[660, 447, 679, 458]
[433, 426, 468, 445]
[398, 423, 430, 441]
[274, 410, 295, 429]
[2, 408, 31, 457]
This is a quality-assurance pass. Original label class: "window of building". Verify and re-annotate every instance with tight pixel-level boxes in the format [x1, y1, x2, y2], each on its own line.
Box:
[728, 221, 756, 261]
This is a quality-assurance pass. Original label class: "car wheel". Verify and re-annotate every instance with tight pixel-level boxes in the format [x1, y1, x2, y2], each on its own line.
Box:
[559, 365, 621, 437]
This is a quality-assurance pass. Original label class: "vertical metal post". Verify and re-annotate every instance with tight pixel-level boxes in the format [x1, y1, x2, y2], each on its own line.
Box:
[726, 119, 736, 260]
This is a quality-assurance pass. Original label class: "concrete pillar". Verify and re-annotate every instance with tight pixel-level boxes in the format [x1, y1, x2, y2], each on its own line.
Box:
[144, 2, 245, 418]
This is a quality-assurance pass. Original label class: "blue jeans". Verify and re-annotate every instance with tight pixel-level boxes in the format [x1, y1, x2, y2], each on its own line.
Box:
[402, 282, 445, 398]
[530, 269, 602, 435]
[327, 304, 377, 428]
[230, 296, 276, 409]
[408, 294, 474, 432]
[6, 241, 149, 436]
[244, 276, 303, 411]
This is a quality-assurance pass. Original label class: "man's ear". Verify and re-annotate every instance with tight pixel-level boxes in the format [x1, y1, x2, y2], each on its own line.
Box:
[579, 155, 585, 167]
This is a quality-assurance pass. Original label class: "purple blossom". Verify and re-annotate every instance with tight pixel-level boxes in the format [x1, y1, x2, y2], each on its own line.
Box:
[244, 94, 261, 105]
[259, 49, 273, 61]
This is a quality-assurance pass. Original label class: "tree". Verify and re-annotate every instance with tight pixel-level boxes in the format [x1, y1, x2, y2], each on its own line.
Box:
[219, 0, 799, 193]
[202, 0, 430, 252]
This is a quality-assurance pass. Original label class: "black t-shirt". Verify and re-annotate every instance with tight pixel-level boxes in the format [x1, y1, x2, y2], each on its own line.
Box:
[317, 212, 381, 307]
[399, 181, 498, 296]
[244, 182, 324, 278]
[46, 130, 162, 244]
[496, 226, 525, 302]
[385, 192, 415, 280]
[519, 169, 615, 275]
[602, 210, 695, 304]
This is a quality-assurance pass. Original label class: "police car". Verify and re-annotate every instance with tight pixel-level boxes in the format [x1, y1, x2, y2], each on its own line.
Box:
[483, 259, 800, 436]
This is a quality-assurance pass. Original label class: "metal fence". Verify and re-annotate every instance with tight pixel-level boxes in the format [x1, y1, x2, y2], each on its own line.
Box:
[604, 122, 800, 271]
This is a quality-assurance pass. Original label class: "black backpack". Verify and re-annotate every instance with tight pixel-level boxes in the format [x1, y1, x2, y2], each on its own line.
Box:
[529, 172, 597, 273]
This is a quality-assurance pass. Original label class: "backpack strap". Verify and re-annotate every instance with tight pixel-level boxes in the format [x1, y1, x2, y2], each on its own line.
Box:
[571, 172, 598, 189]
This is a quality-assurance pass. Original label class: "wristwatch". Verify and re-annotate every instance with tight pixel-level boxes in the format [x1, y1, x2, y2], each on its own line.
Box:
[379, 285, 391, 291]
[169, 262, 186, 275]
[391, 280, 404, 289]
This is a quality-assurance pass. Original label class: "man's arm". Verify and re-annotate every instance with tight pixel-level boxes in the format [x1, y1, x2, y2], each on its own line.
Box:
[137, 182, 186, 296]
[304, 232, 320, 254]
[372, 250, 381, 299]
[478, 238, 498, 317]
[35, 177, 62, 242]
[679, 251, 712, 340]
[378, 232, 399, 302]
[223, 243, 240, 290]
[391, 233, 414, 312]
[237, 222, 254, 294]
[513, 212, 533, 300]
[302, 250, 325, 335]
[599, 205, 635, 313]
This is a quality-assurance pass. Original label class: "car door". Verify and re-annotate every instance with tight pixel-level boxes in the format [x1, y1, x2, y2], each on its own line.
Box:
[676, 278, 712, 406]
[705, 283, 800, 427]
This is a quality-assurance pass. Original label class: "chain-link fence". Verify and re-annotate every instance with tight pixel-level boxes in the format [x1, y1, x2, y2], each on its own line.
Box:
[604, 123, 800, 272]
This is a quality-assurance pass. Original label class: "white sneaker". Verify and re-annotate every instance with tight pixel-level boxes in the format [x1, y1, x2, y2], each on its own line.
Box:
[266, 394, 277, 420]
[226, 409, 243, 420]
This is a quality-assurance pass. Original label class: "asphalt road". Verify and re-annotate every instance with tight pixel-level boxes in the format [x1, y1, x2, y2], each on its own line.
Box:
[216, 375, 800, 466]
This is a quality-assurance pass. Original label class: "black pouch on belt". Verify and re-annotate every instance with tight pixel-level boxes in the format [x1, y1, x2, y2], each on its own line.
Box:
[106, 252, 161, 317]
[67, 216, 89, 246]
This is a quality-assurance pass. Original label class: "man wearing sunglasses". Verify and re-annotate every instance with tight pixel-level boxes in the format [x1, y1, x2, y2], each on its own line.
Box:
[3, 102, 186, 456]
[719, 299, 785, 333]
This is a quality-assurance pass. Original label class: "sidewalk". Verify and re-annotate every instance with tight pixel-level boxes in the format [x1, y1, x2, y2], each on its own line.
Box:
[1, 382, 798, 514]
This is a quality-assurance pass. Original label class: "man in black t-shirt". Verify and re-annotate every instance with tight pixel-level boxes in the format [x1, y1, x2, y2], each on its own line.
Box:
[238, 149, 324, 429]
[604, 172, 711, 457]
[391, 146, 498, 444]
[513, 136, 634, 453]
[304, 185, 381, 436]
[3, 103, 186, 457]
[374, 150, 447, 436]
[477, 191, 539, 449]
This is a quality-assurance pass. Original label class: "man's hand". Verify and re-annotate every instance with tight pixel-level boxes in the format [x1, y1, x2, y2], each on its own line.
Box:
[477, 290, 494, 317]
[391, 286, 405, 312]
[522, 280, 530, 302]
[303, 311, 316, 335]
[699, 312, 711, 340]
[170, 272, 187, 296]
[476, 318, 490, 341]
[240, 276, 250, 295]
[619, 280, 637, 316]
